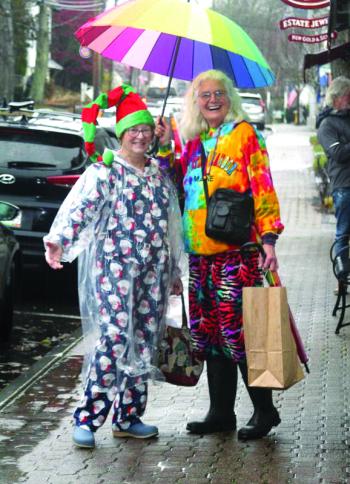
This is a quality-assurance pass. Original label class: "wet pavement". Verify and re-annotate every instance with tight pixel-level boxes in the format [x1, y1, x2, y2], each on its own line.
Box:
[0, 266, 80, 391]
[1, 124, 350, 483]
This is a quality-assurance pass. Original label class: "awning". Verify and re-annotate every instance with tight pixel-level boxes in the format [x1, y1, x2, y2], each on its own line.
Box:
[304, 41, 350, 80]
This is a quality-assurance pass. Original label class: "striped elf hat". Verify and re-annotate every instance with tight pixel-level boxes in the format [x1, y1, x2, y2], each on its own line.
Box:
[81, 83, 154, 166]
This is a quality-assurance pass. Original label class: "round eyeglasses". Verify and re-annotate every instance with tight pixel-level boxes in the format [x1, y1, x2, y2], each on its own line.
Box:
[198, 90, 227, 101]
[126, 127, 153, 137]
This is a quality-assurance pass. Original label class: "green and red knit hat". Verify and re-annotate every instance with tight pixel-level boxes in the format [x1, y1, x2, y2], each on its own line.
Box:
[81, 83, 154, 165]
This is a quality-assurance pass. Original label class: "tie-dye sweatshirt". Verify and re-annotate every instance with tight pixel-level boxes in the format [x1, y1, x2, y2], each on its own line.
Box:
[158, 120, 284, 255]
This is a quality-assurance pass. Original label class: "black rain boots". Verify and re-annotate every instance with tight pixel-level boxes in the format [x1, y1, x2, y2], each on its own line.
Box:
[238, 360, 281, 440]
[186, 354, 237, 434]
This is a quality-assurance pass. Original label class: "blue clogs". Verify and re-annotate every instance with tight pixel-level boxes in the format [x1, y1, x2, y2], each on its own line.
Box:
[113, 421, 159, 439]
[72, 426, 95, 448]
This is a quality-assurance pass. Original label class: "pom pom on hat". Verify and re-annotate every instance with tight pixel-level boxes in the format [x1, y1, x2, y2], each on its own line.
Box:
[81, 84, 154, 165]
[102, 149, 115, 167]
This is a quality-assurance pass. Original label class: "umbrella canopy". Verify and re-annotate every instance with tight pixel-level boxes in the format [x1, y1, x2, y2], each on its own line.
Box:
[75, 0, 275, 88]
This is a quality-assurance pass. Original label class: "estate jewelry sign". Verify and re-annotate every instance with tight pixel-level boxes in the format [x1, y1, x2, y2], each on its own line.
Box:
[280, 0, 330, 8]
[280, 16, 329, 29]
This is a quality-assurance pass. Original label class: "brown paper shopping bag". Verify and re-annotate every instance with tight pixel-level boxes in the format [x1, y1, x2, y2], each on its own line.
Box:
[243, 286, 304, 390]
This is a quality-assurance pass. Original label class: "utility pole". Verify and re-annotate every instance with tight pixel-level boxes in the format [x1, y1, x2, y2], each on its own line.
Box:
[30, 2, 50, 103]
[92, 0, 107, 97]
[92, 52, 102, 98]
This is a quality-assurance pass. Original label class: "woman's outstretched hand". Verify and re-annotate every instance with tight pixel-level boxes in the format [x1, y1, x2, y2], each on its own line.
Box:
[45, 241, 64, 270]
[259, 244, 279, 272]
[154, 116, 171, 147]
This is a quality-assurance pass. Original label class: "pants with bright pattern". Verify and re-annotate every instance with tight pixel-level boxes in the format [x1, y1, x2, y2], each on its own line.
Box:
[74, 379, 147, 432]
[189, 249, 262, 362]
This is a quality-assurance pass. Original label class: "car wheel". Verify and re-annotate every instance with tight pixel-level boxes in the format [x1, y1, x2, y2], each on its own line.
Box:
[0, 260, 16, 342]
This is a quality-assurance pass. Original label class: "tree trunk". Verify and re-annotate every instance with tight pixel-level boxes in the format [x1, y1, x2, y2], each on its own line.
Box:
[0, 0, 15, 102]
[30, 4, 50, 104]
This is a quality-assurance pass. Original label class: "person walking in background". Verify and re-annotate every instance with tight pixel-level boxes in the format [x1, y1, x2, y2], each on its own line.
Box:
[155, 69, 284, 440]
[317, 76, 350, 264]
[44, 85, 183, 449]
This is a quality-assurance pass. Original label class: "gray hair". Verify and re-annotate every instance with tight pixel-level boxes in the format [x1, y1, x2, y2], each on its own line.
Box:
[325, 76, 350, 107]
[179, 70, 248, 140]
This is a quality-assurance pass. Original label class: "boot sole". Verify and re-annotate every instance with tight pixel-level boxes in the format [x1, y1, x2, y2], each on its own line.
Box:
[186, 422, 236, 435]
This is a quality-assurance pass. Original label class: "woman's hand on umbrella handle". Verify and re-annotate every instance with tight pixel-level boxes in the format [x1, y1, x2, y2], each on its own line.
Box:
[260, 244, 278, 272]
[155, 116, 171, 146]
[45, 241, 64, 270]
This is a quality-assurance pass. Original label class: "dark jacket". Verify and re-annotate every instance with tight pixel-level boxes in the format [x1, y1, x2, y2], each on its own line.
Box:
[317, 108, 350, 193]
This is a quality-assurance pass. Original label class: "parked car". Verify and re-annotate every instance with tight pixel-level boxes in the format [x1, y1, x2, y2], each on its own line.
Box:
[143, 86, 183, 118]
[144, 86, 178, 104]
[0, 101, 119, 268]
[239, 92, 266, 130]
[0, 201, 21, 342]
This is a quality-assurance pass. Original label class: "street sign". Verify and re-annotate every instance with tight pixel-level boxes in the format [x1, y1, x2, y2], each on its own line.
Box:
[288, 31, 337, 42]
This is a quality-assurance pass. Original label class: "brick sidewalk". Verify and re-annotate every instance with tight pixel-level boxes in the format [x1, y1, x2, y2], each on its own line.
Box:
[1, 125, 350, 484]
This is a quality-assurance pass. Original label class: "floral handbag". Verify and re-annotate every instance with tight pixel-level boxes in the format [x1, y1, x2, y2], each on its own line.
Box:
[158, 293, 204, 386]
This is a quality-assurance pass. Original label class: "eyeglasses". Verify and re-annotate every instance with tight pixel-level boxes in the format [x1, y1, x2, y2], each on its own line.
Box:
[126, 127, 153, 137]
[197, 90, 227, 101]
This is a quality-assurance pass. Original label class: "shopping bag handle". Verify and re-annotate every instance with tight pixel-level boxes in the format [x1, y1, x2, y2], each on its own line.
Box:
[180, 292, 188, 329]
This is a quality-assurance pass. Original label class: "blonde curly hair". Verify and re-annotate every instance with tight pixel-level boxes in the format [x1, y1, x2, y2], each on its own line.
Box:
[180, 70, 247, 140]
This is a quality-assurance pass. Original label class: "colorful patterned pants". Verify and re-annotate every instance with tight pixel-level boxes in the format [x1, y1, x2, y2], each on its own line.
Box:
[189, 249, 262, 362]
[74, 379, 147, 432]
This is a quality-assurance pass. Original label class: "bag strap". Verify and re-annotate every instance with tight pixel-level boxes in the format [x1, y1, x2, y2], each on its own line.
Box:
[200, 122, 241, 204]
[200, 143, 210, 206]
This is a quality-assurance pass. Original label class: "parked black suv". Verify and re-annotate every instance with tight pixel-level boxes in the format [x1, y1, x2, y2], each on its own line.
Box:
[0, 101, 119, 267]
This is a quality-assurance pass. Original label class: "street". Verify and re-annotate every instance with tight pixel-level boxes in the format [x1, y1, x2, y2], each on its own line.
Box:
[0, 265, 80, 392]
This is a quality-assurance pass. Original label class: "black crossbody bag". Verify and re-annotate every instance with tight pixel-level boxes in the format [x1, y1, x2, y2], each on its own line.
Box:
[201, 143, 254, 245]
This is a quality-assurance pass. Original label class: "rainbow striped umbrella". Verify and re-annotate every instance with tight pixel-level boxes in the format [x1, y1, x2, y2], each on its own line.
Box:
[75, 0, 275, 88]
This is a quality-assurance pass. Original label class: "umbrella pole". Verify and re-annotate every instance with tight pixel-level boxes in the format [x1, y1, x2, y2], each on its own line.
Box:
[160, 36, 182, 120]
[151, 36, 182, 155]
[160, 0, 190, 118]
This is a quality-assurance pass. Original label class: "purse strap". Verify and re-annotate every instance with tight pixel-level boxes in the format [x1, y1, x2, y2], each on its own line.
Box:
[200, 143, 210, 206]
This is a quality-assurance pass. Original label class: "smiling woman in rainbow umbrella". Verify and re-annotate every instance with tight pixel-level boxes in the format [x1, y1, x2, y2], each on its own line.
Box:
[44, 84, 184, 449]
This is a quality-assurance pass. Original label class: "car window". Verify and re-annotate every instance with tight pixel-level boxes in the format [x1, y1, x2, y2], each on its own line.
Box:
[0, 128, 85, 170]
[95, 128, 119, 153]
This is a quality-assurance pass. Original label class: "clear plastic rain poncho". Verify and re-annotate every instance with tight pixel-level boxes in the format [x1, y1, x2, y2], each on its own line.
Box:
[44, 152, 185, 393]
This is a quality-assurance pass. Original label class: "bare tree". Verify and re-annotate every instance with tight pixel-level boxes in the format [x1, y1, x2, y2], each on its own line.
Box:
[213, 0, 304, 88]
[0, 0, 15, 102]
[30, 2, 50, 103]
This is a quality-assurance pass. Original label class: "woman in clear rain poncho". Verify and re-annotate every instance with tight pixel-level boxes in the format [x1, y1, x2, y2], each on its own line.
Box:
[44, 85, 183, 449]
